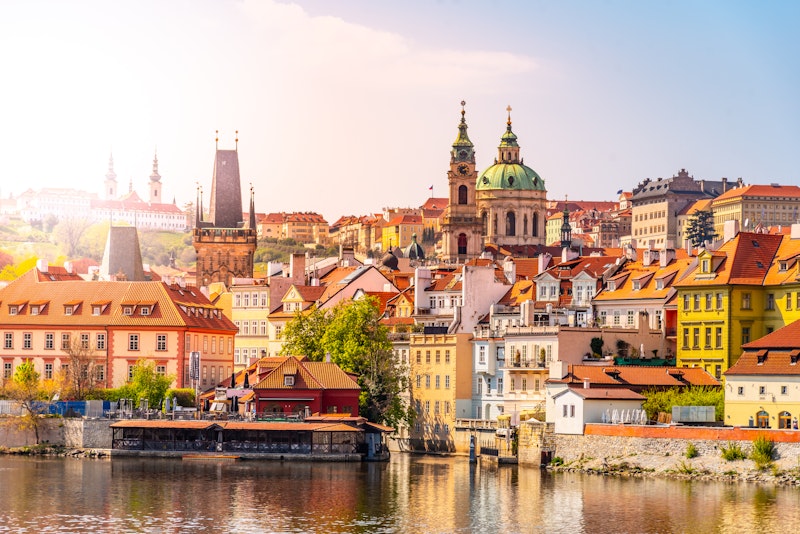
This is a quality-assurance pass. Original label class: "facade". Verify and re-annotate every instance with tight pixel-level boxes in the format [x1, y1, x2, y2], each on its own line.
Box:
[193, 137, 258, 287]
[381, 214, 423, 252]
[230, 280, 271, 370]
[0, 264, 237, 391]
[552, 386, 644, 435]
[711, 183, 800, 239]
[724, 320, 800, 429]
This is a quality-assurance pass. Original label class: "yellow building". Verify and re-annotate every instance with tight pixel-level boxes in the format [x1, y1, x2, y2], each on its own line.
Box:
[711, 184, 800, 238]
[381, 214, 423, 252]
[674, 232, 784, 376]
[724, 320, 800, 428]
[230, 280, 271, 371]
[408, 332, 473, 452]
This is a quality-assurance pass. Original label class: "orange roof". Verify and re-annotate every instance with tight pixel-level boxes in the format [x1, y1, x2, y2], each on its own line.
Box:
[714, 184, 800, 202]
[557, 386, 645, 400]
[253, 356, 360, 391]
[555, 365, 719, 388]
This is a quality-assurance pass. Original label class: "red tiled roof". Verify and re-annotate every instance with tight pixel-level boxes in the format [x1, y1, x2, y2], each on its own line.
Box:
[555, 365, 719, 388]
[725, 349, 800, 376]
[559, 386, 645, 400]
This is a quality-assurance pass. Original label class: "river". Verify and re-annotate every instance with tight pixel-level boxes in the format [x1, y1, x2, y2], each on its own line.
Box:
[0, 454, 796, 533]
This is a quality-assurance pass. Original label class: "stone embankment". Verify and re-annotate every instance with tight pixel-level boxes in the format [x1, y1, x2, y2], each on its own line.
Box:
[541, 424, 800, 486]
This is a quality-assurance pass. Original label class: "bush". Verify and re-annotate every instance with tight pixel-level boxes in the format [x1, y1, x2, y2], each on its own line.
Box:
[551, 456, 564, 466]
[720, 442, 747, 461]
[685, 442, 698, 459]
[167, 388, 196, 408]
[750, 434, 776, 470]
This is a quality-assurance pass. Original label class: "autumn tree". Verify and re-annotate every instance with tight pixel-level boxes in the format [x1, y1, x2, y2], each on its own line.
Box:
[4, 360, 47, 444]
[281, 296, 414, 428]
[61, 336, 104, 400]
[53, 217, 91, 257]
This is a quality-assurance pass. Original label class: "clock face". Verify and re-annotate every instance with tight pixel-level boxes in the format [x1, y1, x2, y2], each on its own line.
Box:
[458, 164, 469, 175]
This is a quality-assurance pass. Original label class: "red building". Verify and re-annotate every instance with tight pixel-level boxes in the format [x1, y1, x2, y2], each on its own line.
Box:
[252, 356, 361, 417]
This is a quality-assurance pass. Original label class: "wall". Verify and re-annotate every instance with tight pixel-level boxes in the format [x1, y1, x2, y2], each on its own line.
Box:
[0, 418, 113, 449]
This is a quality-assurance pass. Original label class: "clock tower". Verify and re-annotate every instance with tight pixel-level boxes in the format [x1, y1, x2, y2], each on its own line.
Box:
[441, 101, 484, 262]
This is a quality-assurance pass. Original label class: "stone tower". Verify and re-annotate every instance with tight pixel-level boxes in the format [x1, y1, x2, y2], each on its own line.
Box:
[149, 150, 162, 204]
[193, 131, 257, 287]
[441, 101, 484, 262]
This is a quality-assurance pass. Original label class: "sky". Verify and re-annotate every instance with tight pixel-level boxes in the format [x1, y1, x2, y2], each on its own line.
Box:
[2, 0, 800, 224]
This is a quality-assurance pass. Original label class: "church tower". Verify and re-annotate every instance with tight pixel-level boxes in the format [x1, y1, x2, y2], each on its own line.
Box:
[149, 150, 162, 204]
[104, 153, 117, 200]
[441, 101, 484, 262]
[192, 131, 257, 287]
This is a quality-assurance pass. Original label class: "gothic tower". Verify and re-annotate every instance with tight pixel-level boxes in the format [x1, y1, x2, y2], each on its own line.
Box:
[441, 101, 484, 262]
[192, 131, 257, 287]
[149, 150, 162, 204]
[104, 153, 117, 200]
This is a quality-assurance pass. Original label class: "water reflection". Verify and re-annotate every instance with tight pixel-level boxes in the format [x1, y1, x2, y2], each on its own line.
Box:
[0, 455, 798, 533]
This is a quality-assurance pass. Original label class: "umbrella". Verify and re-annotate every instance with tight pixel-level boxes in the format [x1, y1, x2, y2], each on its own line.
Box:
[230, 372, 236, 388]
[231, 395, 239, 414]
[243, 372, 250, 389]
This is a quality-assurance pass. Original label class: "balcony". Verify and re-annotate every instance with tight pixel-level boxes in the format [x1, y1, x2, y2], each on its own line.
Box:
[455, 418, 498, 430]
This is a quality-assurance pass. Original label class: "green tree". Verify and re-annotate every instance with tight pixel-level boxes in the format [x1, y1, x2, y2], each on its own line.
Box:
[61, 336, 104, 400]
[53, 217, 92, 257]
[281, 297, 414, 428]
[279, 306, 331, 360]
[642, 386, 724, 421]
[685, 209, 718, 248]
[118, 360, 174, 410]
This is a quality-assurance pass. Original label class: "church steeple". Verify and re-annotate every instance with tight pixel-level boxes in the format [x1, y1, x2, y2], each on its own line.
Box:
[248, 183, 256, 230]
[451, 100, 475, 163]
[149, 149, 162, 204]
[560, 197, 573, 248]
[104, 152, 118, 200]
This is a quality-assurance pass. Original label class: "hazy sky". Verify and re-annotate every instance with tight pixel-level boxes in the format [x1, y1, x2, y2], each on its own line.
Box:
[3, 0, 799, 223]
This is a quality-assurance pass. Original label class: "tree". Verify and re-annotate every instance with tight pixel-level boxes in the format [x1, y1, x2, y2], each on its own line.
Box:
[685, 210, 718, 248]
[4, 360, 47, 444]
[281, 297, 414, 428]
[61, 336, 104, 400]
[118, 360, 174, 410]
[53, 217, 92, 257]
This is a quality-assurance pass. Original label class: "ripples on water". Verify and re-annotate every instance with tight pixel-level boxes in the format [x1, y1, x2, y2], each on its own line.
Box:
[0, 455, 797, 533]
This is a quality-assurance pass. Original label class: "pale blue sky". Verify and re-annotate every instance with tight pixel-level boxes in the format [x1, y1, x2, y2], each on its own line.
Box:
[2, 0, 798, 223]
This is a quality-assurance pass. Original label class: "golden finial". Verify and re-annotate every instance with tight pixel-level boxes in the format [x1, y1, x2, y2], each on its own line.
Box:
[215, 130, 219, 150]
[506, 105, 512, 125]
[235, 130, 239, 151]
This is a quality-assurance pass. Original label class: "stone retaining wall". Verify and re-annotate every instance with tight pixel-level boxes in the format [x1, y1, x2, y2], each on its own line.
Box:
[0, 418, 112, 449]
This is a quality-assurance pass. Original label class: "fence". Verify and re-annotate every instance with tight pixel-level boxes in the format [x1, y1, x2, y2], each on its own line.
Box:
[0, 400, 109, 418]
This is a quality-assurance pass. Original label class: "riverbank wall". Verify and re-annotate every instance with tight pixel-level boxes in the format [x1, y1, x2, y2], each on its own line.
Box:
[0, 418, 112, 449]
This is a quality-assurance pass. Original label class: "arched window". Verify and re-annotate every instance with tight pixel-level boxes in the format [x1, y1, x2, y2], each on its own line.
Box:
[523, 215, 528, 236]
[457, 233, 467, 255]
[532, 212, 539, 237]
[757, 410, 770, 428]
[458, 185, 468, 205]
[779, 411, 792, 429]
[506, 212, 516, 236]
[493, 214, 498, 235]
[481, 212, 488, 236]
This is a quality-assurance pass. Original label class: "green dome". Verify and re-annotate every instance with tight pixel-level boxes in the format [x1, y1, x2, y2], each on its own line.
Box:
[476, 163, 545, 191]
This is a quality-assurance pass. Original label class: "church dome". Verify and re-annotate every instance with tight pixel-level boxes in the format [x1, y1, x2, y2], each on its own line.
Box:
[404, 233, 425, 261]
[380, 248, 399, 271]
[476, 163, 544, 191]
[476, 107, 545, 192]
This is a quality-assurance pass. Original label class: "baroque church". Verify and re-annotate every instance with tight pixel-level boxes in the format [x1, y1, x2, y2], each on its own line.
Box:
[193, 131, 257, 287]
[441, 103, 548, 262]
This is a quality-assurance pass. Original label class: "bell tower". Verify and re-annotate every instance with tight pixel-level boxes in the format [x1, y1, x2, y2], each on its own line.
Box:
[441, 101, 483, 262]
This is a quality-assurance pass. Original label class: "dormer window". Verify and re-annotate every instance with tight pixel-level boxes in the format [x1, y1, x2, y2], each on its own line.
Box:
[9, 306, 17, 316]
[756, 350, 767, 364]
[93, 306, 101, 315]
[632, 280, 640, 291]
[780, 261, 789, 272]
[701, 259, 710, 273]
[791, 351, 800, 365]
[656, 279, 664, 290]
[30, 306, 39, 315]
[284, 375, 295, 386]
[123, 306, 133, 316]
[140, 307, 150, 316]
[64, 306, 73, 316]
[607, 281, 616, 291]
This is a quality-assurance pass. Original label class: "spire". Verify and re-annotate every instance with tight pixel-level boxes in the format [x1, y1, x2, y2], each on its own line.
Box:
[150, 149, 161, 182]
[560, 195, 572, 248]
[248, 183, 256, 230]
[106, 152, 117, 181]
[196, 184, 203, 226]
[215, 130, 219, 150]
[499, 104, 519, 148]
[451, 100, 475, 163]
[235, 130, 239, 152]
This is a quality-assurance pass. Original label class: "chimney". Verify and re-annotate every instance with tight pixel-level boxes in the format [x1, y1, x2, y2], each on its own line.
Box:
[290, 253, 306, 285]
[722, 177, 728, 193]
[538, 252, 552, 274]
[583, 378, 590, 389]
[63, 261, 73, 274]
[36, 259, 48, 273]
[659, 248, 676, 267]
[325, 352, 331, 363]
[723, 220, 740, 243]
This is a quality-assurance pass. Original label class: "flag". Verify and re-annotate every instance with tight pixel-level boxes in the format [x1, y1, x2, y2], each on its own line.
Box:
[616, 189, 623, 195]
[428, 185, 433, 191]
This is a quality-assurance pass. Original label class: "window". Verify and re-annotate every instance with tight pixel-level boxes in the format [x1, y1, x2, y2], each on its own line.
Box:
[128, 365, 135, 381]
[4, 332, 12, 350]
[435, 375, 440, 389]
[425, 375, 431, 388]
[425, 401, 430, 414]
[704, 328, 712, 349]
[140, 306, 150, 316]
[156, 365, 166, 376]
[759, 385, 766, 395]
[682, 329, 689, 349]
[64, 305, 73, 316]
[434, 401, 440, 414]
[510, 379, 515, 392]
[599, 310, 607, 326]
[715, 327, 722, 349]
[766, 293, 775, 311]
[156, 334, 167, 351]
[445, 375, 450, 389]
[781, 385, 788, 395]
[445, 350, 451, 364]
[284, 375, 295, 386]
[521, 379, 527, 391]
[742, 293, 751, 310]
[613, 311, 620, 326]
[62, 333, 70, 350]
[45, 363, 53, 380]
[655, 310, 663, 330]
[9, 306, 18, 316]
[788, 294, 794, 311]
[742, 326, 751, 345]
[45, 333, 54, 350]
[425, 351, 431, 363]
[479, 346, 486, 364]
[562, 404, 568, 417]
[93, 306, 101, 316]
[435, 350, 441, 364]
[4, 363, 12, 379]
[80, 333, 89, 349]
[682, 294, 690, 310]
[497, 377, 502, 394]
[30, 305, 39, 316]
[692, 328, 700, 348]
[123, 306, 133, 316]
[96, 333, 106, 350]
[716, 293, 723, 310]
[415, 375, 421, 388]
[737, 386, 744, 396]
[416, 351, 421, 364]
[129, 334, 139, 351]
[693, 294, 700, 311]
[95, 365, 105, 382]
[705, 294, 712, 310]
[626, 310, 635, 326]
[23, 333, 32, 349]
